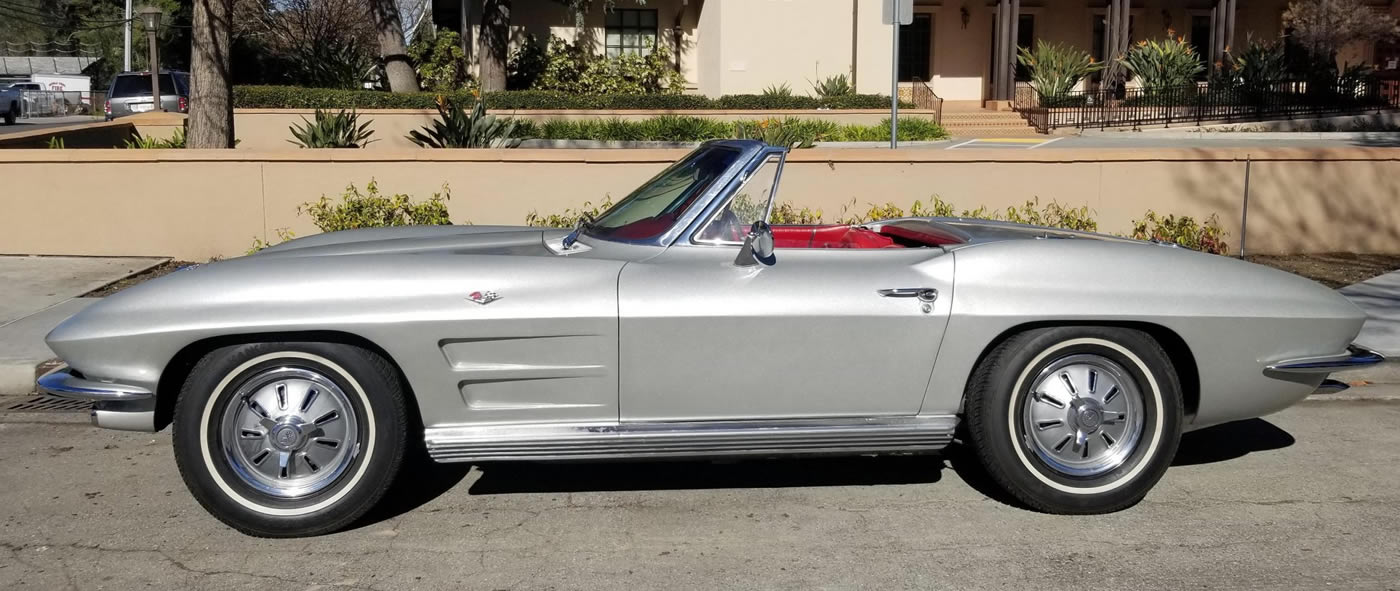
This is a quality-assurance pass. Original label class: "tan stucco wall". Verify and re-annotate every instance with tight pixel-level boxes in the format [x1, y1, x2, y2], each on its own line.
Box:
[231, 109, 939, 151]
[3, 148, 1399, 260]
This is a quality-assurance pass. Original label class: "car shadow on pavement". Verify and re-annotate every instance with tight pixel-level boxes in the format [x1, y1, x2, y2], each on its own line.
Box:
[944, 417, 1297, 510]
[1170, 418, 1295, 466]
[467, 455, 945, 495]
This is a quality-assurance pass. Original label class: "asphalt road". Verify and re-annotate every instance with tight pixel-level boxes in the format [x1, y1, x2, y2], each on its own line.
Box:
[1, 400, 1398, 590]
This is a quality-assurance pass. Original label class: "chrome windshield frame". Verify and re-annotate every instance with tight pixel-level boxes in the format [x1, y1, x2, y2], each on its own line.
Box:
[676, 143, 790, 247]
[576, 140, 773, 248]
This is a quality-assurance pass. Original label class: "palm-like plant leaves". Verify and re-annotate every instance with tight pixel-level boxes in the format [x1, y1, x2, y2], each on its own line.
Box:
[407, 96, 523, 148]
[288, 109, 376, 148]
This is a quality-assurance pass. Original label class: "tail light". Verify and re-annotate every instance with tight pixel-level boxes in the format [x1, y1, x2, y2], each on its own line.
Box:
[104, 100, 110, 115]
[177, 96, 187, 112]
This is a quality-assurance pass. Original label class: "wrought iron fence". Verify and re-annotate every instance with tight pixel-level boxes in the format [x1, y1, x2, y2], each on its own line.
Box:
[14, 90, 103, 119]
[1013, 78, 1398, 133]
[910, 77, 944, 125]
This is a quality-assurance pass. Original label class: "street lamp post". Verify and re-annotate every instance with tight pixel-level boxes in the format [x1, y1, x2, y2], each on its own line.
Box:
[137, 5, 162, 112]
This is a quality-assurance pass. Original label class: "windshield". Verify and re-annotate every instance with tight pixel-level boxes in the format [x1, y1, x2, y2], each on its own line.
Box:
[585, 146, 741, 242]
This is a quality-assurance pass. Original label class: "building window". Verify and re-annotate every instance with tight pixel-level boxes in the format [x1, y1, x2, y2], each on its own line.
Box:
[1189, 15, 1211, 80]
[606, 9, 658, 57]
[899, 13, 933, 81]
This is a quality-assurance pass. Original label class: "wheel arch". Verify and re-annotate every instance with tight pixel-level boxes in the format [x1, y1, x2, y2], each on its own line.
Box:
[961, 321, 1200, 423]
[154, 330, 422, 433]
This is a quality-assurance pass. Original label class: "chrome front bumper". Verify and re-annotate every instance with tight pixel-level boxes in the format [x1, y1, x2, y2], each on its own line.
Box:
[1265, 344, 1387, 395]
[36, 368, 157, 431]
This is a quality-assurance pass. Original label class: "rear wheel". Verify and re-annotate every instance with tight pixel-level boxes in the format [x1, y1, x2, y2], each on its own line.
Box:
[172, 342, 408, 537]
[964, 326, 1183, 514]
[2, 103, 16, 125]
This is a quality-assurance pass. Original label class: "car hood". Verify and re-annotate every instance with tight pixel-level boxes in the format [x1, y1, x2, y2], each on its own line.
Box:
[253, 225, 570, 259]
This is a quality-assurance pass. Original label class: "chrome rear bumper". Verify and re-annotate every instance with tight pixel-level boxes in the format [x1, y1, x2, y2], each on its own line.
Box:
[1266, 345, 1385, 374]
[35, 368, 156, 431]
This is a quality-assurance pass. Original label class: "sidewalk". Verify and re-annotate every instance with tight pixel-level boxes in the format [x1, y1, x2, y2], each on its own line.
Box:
[0, 256, 165, 394]
[1334, 271, 1400, 385]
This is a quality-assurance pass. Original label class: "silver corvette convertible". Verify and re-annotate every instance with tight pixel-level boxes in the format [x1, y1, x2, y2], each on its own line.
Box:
[40, 140, 1382, 536]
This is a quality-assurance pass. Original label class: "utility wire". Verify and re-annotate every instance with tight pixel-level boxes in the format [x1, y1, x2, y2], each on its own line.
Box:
[0, 7, 134, 31]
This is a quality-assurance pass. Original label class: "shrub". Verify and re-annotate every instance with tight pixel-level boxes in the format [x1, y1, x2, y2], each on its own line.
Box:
[532, 35, 686, 95]
[247, 228, 297, 255]
[769, 201, 825, 225]
[762, 83, 794, 98]
[832, 196, 1096, 231]
[408, 30, 472, 92]
[301, 180, 453, 231]
[408, 95, 522, 148]
[287, 108, 376, 148]
[1017, 42, 1102, 102]
[525, 196, 615, 228]
[810, 74, 854, 97]
[507, 33, 549, 90]
[232, 85, 907, 110]
[733, 118, 821, 149]
[1121, 36, 1205, 93]
[124, 127, 186, 149]
[524, 116, 947, 144]
[1230, 38, 1289, 89]
[47, 136, 65, 149]
[1130, 210, 1229, 254]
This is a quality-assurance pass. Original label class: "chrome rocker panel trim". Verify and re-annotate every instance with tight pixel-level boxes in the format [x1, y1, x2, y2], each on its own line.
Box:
[1266, 344, 1386, 374]
[424, 415, 959, 463]
[36, 368, 153, 401]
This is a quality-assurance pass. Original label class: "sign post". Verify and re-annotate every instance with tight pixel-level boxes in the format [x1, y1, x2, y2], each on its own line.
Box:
[883, 0, 913, 149]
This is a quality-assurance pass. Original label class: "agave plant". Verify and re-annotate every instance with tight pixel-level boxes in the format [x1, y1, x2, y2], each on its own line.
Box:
[1120, 37, 1204, 93]
[408, 95, 522, 149]
[761, 83, 794, 98]
[288, 109, 376, 148]
[1017, 42, 1102, 103]
[810, 74, 853, 97]
[1230, 38, 1289, 88]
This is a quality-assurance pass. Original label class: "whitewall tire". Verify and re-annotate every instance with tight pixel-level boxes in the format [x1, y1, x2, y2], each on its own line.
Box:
[964, 326, 1183, 514]
[172, 342, 408, 537]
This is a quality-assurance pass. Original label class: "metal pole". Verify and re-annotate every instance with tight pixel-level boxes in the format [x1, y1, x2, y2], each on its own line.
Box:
[147, 28, 160, 111]
[890, 0, 899, 150]
[123, 0, 132, 71]
[1239, 155, 1251, 258]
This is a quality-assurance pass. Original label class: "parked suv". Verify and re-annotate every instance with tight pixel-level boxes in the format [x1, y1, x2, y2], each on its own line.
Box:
[105, 71, 189, 120]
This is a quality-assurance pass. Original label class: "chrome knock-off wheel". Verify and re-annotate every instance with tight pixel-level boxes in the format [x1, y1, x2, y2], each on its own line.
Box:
[221, 368, 359, 498]
[1021, 354, 1145, 477]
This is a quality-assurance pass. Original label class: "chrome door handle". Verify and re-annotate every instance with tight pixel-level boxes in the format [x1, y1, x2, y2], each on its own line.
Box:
[877, 288, 938, 302]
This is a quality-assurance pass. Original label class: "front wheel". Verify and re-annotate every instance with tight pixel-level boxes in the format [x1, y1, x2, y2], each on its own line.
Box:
[2, 103, 16, 125]
[172, 342, 408, 537]
[964, 326, 1183, 514]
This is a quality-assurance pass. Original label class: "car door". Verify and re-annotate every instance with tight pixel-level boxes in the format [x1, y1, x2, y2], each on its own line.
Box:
[616, 156, 954, 422]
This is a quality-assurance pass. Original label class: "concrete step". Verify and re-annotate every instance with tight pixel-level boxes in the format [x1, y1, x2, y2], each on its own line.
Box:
[0, 298, 97, 395]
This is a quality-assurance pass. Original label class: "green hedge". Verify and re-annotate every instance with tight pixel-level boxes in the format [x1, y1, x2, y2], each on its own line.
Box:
[233, 86, 913, 111]
[515, 116, 948, 143]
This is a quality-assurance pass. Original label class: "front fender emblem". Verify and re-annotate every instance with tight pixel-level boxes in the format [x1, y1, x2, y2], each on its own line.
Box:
[467, 291, 501, 305]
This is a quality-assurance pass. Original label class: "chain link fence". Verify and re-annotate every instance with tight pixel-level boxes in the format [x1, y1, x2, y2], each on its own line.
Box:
[13, 90, 105, 119]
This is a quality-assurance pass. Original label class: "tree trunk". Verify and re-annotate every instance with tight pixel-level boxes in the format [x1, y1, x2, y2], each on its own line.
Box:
[369, 0, 420, 92]
[479, 0, 511, 92]
[188, 0, 234, 148]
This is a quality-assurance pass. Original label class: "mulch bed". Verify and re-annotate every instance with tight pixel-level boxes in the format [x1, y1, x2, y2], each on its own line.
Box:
[82, 260, 198, 298]
[1246, 253, 1400, 289]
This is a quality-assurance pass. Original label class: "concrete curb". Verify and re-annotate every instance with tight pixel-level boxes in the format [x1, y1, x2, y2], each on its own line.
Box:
[516, 139, 954, 149]
[1075, 130, 1400, 141]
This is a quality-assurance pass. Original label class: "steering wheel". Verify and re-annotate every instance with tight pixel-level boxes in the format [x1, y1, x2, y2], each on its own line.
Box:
[717, 208, 746, 242]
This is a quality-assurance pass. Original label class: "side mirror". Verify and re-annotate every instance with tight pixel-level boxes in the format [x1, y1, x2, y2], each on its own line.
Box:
[735, 221, 775, 267]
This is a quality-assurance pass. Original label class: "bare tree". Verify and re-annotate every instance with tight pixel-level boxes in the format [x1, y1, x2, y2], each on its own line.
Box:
[1284, 0, 1400, 65]
[368, 0, 420, 92]
[188, 0, 235, 148]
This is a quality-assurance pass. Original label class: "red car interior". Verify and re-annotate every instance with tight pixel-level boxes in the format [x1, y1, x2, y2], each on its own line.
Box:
[770, 224, 965, 249]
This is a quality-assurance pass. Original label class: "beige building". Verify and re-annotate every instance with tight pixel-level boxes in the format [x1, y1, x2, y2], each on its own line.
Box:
[430, 0, 1400, 106]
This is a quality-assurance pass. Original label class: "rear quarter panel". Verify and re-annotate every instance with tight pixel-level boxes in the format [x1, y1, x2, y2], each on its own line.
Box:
[927, 240, 1365, 428]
